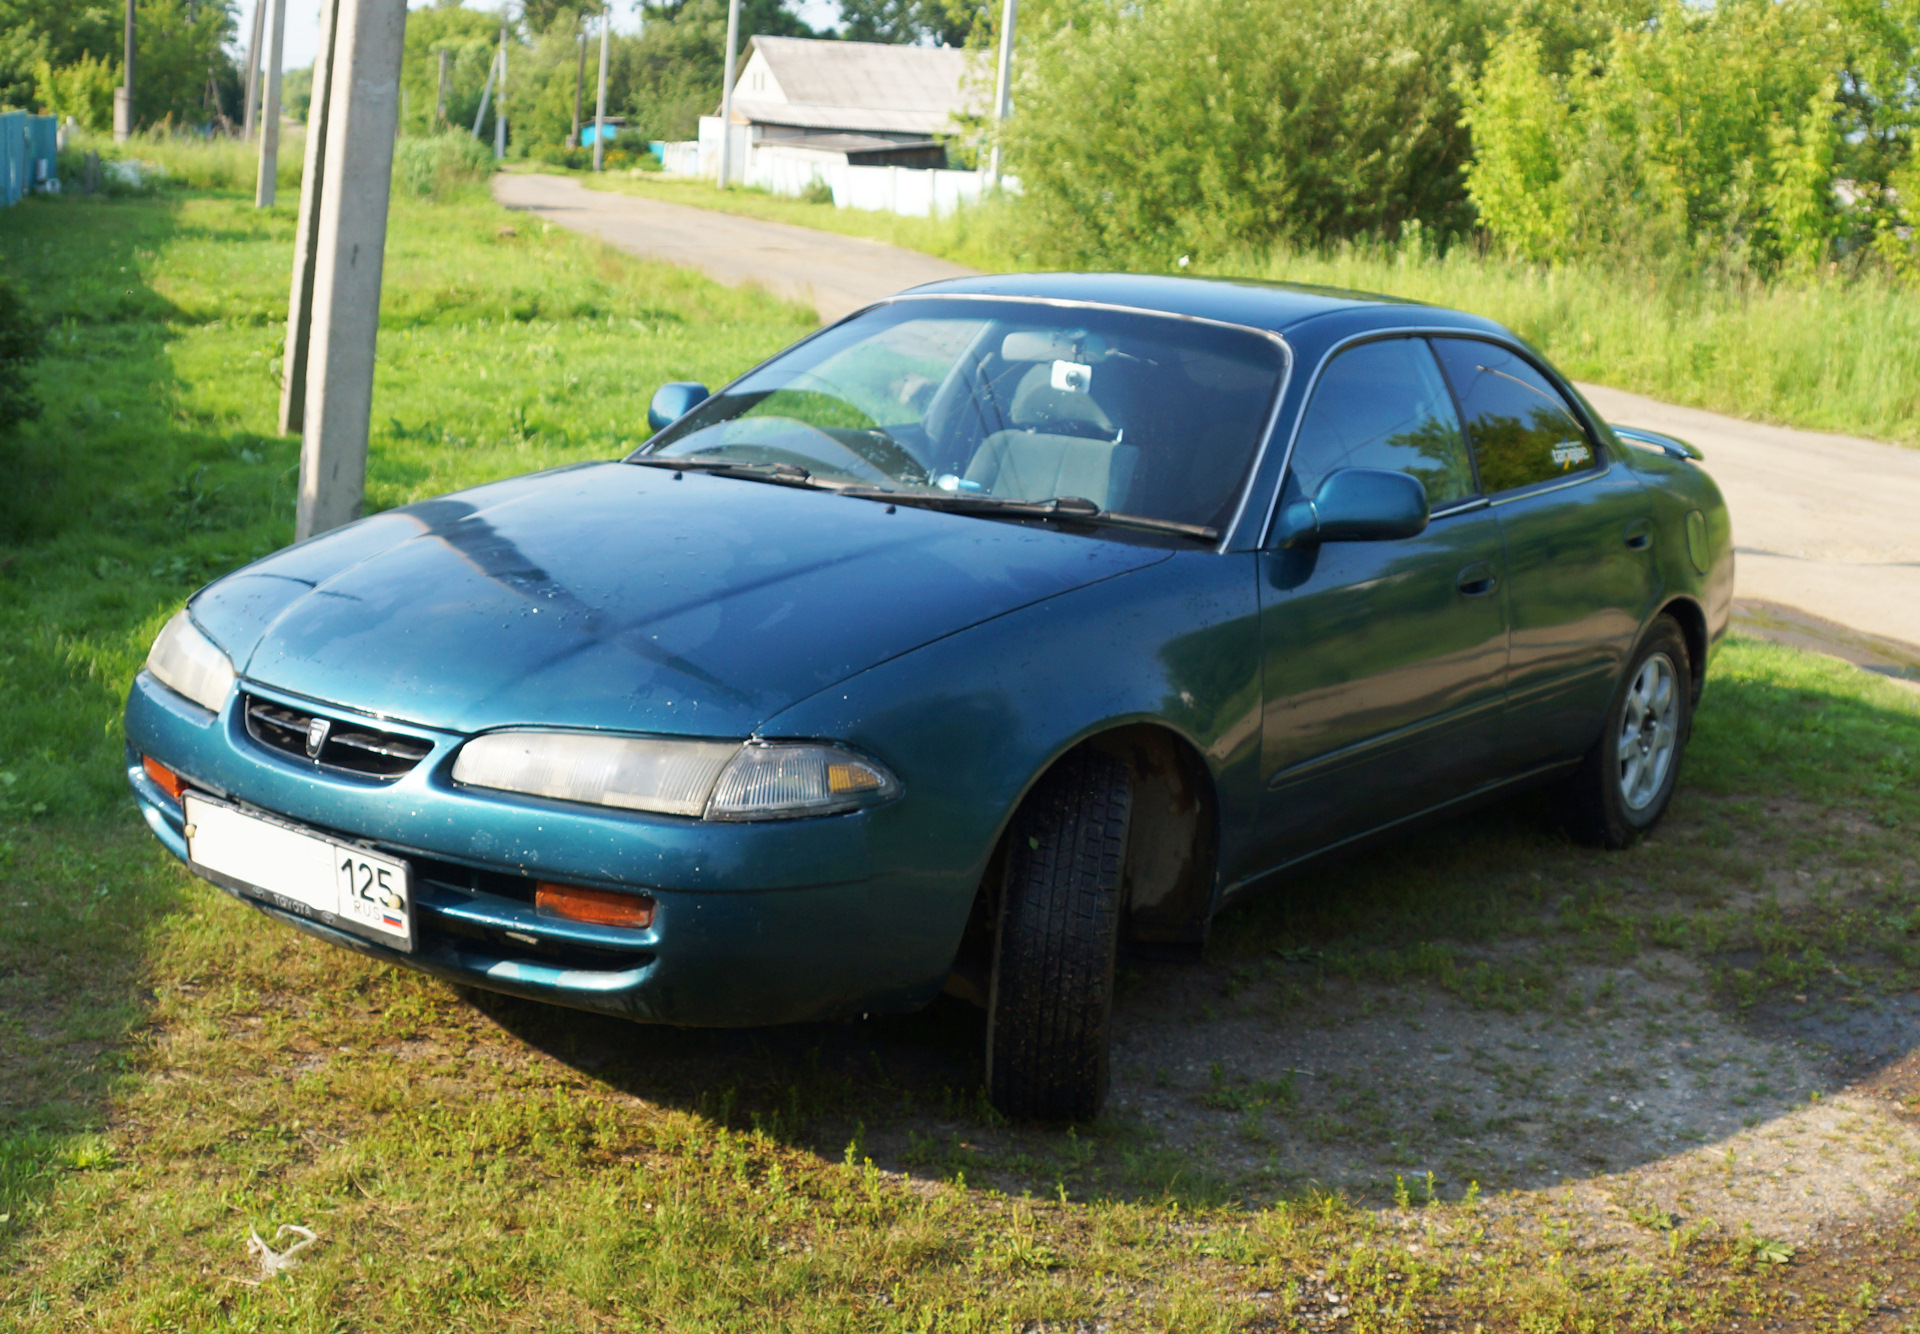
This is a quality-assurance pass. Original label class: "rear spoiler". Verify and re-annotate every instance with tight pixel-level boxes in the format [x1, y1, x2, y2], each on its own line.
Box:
[1612, 424, 1704, 462]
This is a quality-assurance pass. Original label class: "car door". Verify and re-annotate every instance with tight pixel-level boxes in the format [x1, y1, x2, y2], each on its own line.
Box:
[1252, 336, 1512, 872]
[1429, 337, 1659, 771]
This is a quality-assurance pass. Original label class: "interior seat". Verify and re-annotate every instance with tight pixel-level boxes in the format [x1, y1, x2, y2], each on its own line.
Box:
[964, 431, 1140, 510]
[961, 362, 1138, 509]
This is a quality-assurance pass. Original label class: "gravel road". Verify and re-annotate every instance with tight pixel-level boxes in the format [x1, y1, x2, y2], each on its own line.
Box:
[497, 171, 1920, 659]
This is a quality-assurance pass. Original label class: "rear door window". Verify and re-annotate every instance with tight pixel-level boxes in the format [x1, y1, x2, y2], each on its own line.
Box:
[1284, 337, 1477, 510]
[1429, 338, 1599, 494]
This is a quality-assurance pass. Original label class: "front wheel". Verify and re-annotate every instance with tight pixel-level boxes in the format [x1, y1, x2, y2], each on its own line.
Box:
[985, 749, 1133, 1121]
[1553, 616, 1692, 849]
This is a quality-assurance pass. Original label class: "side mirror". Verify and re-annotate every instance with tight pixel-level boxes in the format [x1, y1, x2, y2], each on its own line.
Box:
[647, 381, 710, 434]
[1274, 467, 1430, 548]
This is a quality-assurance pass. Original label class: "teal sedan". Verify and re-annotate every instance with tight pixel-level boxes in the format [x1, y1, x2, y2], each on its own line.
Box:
[125, 275, 1732, 1120]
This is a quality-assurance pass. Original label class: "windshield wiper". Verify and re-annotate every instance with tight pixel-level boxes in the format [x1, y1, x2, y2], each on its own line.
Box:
[628, 456, 853, 491]
[840, 489, 1219, 542]
[630, 459, 1217, 541]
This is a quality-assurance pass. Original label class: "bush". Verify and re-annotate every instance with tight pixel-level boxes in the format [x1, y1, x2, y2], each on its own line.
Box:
[1000, 0, 1502, 268]
[395, 133, 495, 199]
[799, 176, 835, 206]
[530, 142, 591, 170]
[0, 276, 45, 434]
[598, 144, 660, 171]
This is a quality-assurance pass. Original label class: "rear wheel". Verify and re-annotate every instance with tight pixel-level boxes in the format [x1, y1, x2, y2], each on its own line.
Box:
[985, 750, 1132, 1121]
[1554, 616, 1692, 849]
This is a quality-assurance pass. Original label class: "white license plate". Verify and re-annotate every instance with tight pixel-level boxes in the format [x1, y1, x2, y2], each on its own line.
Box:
[183, 793, 414, 952]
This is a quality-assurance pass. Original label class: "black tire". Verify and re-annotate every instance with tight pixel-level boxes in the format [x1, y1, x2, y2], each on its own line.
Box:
[1553, 616, 1693, 849]
[985, 749, 1132, 1121]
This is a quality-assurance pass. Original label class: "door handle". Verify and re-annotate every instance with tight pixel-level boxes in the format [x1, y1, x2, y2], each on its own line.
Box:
[1456, 562, 1498, 597]
[1624, 520, 1653, 551]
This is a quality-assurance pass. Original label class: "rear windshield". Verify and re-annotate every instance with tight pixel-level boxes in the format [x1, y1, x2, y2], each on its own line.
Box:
[633, 298, 1287, 531]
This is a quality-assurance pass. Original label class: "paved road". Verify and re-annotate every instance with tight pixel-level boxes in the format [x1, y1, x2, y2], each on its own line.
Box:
[493, 172, 973, 322]
[1577, 384, 1920, 658]
[499, 172, 1920, 660]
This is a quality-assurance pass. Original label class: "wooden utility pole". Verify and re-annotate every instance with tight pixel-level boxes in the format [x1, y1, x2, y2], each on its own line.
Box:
[987, 0, 1016, 188]
[716, 0, 740, 187]
[114, 0, 135, 141]
[280, 0, 341, 435]
[437, 48, 449, 126]
[592, 8, 610, 172]
[571, 31, 586, 148]
[256, 0, 286, 205]
[493, 22, 507, 159]
[242, 0, 265, 138]
[294, 0, 409, 541]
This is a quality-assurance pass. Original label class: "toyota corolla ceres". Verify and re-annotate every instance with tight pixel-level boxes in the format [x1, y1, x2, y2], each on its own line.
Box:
[125, 274, 1732, 1119]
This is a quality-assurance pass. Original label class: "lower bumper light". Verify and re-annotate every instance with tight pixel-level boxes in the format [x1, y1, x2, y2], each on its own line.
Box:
[142, 755, 186, 803]
[535, 882, 656, 929]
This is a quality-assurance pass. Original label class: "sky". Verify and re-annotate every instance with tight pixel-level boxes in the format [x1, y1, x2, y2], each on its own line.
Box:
[257, 0, 843, 72]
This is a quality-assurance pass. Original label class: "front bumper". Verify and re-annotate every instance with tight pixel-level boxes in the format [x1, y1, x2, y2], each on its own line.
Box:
[125, 671, 964, 1026]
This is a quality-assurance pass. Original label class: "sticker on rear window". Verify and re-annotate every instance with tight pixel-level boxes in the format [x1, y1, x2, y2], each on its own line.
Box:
[1552, 440, 1591, 469]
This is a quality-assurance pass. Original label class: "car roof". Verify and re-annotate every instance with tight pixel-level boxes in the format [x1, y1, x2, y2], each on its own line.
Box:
[894, 272, 1513, 341]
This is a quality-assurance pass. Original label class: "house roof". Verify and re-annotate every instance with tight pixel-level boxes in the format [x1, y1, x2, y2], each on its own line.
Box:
[725, 36, 982, 137]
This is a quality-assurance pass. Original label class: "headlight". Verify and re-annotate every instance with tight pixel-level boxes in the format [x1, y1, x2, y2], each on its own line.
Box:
[146, 609, 237, 714]
[451, 733, 899, 820]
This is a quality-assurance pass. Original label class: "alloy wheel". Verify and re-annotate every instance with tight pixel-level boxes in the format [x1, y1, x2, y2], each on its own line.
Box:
[1617, 651, 1679, 812]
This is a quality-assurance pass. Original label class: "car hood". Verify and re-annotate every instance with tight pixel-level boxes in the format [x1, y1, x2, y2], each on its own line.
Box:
[192, 462, 1172, 737]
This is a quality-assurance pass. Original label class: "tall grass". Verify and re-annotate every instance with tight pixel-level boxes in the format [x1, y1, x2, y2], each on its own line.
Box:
[57, 135, 1920, 445]
[1214, 241, 1920, 444]
[61, 128, 497, 202]
[584, 174, 1920, 445]
[61, 128, 308, 195]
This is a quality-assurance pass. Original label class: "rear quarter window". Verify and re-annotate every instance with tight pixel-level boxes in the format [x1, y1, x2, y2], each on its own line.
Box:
[1430, 338, 1599, 494]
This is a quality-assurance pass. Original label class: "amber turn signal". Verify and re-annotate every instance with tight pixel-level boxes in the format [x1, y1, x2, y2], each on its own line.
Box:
[535, 881, 655, 929]
[142, 755, 186, 802]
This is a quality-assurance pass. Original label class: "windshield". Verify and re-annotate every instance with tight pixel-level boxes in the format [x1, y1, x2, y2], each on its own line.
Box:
[630, 298, 1287, 532]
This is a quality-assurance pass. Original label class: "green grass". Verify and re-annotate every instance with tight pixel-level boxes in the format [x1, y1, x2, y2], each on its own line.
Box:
[573, 169, 1920, 447]
[3, 170, 1919, 1329]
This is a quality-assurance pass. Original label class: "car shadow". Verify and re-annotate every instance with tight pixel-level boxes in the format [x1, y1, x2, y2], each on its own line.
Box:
[468, 652, 1920, 1211]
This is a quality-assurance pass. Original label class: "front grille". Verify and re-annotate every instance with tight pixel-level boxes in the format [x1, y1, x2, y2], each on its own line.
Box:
[244, 696, 433, 779]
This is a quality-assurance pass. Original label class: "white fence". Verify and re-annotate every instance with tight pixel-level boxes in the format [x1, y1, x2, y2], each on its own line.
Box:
[663, 122, 1016, 219]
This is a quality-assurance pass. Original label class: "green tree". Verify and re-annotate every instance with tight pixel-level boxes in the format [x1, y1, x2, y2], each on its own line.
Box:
[836, 0, 986, 46]
[2, 0, 234, 127]
[1000, 0, 1502, 268]
[32, 50, 116, 128]
[400, 3, 507, 137]
[1462, 0, 1852, 271]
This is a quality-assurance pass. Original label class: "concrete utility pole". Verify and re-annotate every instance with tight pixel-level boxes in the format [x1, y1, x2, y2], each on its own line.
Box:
[242, 0, 265, 138]
[256, 0, 286, 205]
[493, 21, 507, 160]
[716, 0, 740, 188]
[279, 0, 341, 436]
[570, 31, 585, 148]
[115, 0, 135, 141]
[592, 7, 610, 172]
[295, 0, 409, 541]
[437, 48, 449, 126]
[471, 48, 497, 138]
[987, 0, 1016, 188]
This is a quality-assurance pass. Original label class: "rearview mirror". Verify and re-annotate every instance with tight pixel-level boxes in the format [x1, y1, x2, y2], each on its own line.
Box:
[1273, 468, 1430, 548]
[647, 382, 710, 433]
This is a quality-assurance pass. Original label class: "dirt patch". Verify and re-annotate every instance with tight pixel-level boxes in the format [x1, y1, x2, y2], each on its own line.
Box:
[437, 778, 1917, 1261]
